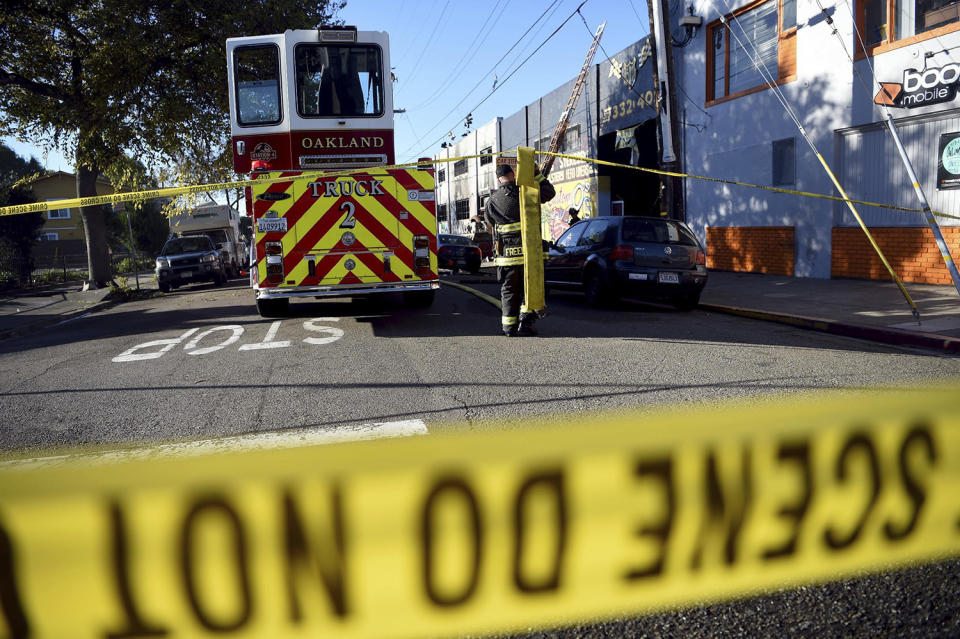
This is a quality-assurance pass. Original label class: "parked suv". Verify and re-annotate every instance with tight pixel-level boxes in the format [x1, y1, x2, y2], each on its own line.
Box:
[155, 235, 227, 293]
[545, 216, 708, 309]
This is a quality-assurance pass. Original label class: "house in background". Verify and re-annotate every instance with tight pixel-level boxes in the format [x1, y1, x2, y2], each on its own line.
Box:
[28, 171, 115, 265]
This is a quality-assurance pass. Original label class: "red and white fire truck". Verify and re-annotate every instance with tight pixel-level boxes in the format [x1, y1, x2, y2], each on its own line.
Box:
[226, 26, 439, 317]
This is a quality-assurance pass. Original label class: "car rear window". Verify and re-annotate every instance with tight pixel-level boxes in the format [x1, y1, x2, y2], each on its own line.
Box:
[622, 219, 698, 246]
[440, 235, 471, 245]
[162, 237, 213, 255]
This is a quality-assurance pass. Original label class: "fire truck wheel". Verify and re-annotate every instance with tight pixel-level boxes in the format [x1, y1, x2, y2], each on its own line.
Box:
[257, 297, 289, 317]
[403, 290, 435, 308]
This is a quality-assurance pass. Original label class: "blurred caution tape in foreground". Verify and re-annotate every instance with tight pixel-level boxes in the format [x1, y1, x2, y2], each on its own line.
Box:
[1, 386, 959, 638]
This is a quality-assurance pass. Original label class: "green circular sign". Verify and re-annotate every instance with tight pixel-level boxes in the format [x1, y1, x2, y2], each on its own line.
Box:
[944, 138, 960, 175]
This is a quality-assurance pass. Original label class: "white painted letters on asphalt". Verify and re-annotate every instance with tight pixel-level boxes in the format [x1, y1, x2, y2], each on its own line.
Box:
[238, 321, 291, 351]
[111, 328, 200, 362]
[112, 319, 343, 363]
[302, 317, 344, 345]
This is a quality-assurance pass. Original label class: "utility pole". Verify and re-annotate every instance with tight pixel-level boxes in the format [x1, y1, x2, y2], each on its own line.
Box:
[647, 0, 685, 220]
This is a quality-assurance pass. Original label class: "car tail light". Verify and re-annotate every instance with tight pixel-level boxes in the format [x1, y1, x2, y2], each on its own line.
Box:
[265, 241, 282, 255]
[469, 246, 481, 256]
[696, 249, 706, 265]
[609, 245, 633, 261]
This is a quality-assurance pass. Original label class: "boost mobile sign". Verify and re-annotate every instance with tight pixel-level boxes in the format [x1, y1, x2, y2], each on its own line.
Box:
[874, 63, 960, 108]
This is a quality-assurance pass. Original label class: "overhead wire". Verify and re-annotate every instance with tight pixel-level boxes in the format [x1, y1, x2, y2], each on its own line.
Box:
[402, 0, 584, 160]
[398, 0, 564, 157]
[405, 0, 510, 111]
[397, 1, 453, 93]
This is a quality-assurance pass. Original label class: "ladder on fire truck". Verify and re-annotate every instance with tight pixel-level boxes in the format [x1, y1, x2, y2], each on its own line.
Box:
[541, 21, 605, 178]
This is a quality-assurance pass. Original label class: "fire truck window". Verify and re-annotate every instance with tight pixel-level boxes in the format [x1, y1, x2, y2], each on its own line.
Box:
[234, 45, 281, 125]
[295, 44, 383, 117]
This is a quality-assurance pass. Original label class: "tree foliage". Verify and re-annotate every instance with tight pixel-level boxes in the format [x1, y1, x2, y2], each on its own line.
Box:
[0, 143, 45, 287]
[0, 0, 345, 285]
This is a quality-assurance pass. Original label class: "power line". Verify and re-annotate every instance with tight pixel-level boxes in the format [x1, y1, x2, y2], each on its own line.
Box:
[408, 0, 591, 160]
[406, 0, 510, 111]
[398, 0, 569, 158]
[398, 1, 452, 92]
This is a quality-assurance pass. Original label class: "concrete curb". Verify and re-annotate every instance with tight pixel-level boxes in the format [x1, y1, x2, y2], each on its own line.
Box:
[700, 303, 960, 354]
[0, 297, 121, 342]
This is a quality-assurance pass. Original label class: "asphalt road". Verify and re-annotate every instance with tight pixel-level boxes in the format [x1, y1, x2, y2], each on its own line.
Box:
[1, 276, 959, 637]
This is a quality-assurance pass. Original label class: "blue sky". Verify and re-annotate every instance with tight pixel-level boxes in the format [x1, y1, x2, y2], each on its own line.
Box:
[4, 0, 653, 171]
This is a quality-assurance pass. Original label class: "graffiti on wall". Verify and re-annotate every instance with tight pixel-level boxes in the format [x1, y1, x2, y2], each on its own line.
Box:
[542, 178, 597, 241]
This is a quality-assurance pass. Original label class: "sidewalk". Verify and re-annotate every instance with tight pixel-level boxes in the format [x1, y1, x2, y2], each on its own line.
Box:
[0, 274, 156, 341]
[467, 264, 960, 353]
[2, 267, 959, 353]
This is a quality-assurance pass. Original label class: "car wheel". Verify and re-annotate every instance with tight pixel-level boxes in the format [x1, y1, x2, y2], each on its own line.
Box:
[583, 270, 610, 307]
[159, 282, 170, 293]
[256, 297, 289, 317]
[403, 290, 435, 308]
[213, 272, 224, 286]
[673, 290, 701, 311]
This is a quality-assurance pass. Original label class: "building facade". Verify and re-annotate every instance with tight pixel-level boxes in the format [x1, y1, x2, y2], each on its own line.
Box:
[28, 171, 115, 263]
[434, 38, 662, 241]
[677, 0, 960, 283]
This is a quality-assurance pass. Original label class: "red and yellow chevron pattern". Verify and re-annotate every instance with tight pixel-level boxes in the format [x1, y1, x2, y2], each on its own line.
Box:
[252, 169, 438, 290]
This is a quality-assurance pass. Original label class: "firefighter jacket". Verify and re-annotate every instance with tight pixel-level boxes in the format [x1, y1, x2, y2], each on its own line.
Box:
[483, 174, 556, 267]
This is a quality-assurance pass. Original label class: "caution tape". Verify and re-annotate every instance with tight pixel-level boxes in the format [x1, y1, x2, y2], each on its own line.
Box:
[1, 149, 956, 221]
[1, 385, 958, 638]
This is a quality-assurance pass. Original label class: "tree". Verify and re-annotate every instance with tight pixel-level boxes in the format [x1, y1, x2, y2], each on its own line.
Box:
[0, 0, 344, 287]
[0, 143, 45, 287]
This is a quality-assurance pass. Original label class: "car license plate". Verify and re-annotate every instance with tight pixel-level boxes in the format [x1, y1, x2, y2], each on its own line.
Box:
[658, 272, 679, 284]
[257, 217, 288, 233]
[180, 271, 192, 278]
[628, 273, 648, 281]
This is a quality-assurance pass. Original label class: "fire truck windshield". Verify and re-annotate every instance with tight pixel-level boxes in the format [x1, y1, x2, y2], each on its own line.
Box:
[295, 44, 383, 118]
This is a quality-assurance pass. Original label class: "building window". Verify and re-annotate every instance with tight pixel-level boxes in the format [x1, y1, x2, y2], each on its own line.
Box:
[564, 126, 581, 152]
[479, 146, 493, 166]
[438, 204, 448, 219]
[454, 198, 470, 220]
[707, 0, 797, 104]
[437, 169, 446, 183]
[772, 137, 795, 186]
[453, 159, 468, 177]
[859, 0, 959, 54]
[39, 232, 59, 241]
[47, 199, 70, 219]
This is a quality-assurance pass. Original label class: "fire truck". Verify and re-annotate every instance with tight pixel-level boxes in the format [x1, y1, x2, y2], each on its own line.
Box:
[226, 26, 438, 317]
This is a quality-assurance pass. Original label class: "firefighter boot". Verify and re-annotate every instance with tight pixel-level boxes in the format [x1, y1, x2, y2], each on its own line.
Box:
[518, 314, 538, 337]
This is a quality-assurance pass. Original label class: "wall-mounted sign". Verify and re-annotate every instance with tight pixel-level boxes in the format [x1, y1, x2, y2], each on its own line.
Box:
[875, 63, 960, 108]
[937, 132, 960, 190]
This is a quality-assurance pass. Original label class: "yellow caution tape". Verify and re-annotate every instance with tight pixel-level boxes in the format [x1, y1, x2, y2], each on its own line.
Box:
[1, 385, 959, 638]
[2, 150, 956, 222]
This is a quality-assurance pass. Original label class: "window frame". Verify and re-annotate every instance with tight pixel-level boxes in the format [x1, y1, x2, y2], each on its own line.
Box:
[437, 168, 446, 183]
[233, 44, 283, 127]
[705, 0, 798, 106]
[454, 198, 471, 220]
[293, 43, 385, 118]
[479, 146, 493, 166]
[453, 159, 468, 177]
[855, 0, 960, 58]
[46, 199, 71, 220]
[38, 232, 59, 241]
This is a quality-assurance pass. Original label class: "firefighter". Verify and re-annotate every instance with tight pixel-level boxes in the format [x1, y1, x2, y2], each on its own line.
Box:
[484, 163, 556, 337]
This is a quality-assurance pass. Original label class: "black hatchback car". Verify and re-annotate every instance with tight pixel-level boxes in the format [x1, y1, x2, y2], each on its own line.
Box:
[437, 234, 483, 274]
[545, 216, 708, 309]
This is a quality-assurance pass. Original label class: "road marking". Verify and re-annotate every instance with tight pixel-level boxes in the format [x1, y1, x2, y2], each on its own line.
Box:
[0, 419, 428, 469]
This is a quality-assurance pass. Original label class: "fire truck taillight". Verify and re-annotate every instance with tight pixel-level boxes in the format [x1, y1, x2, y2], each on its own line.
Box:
[265, 242, 283, 255]
[413, 235, 431, 272]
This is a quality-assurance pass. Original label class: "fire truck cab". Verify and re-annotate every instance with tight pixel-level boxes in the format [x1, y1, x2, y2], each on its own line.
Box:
[226, 26, 438, 317]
